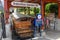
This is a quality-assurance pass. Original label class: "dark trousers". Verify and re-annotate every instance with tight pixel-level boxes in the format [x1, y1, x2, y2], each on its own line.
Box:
[34, 26, 42, 37]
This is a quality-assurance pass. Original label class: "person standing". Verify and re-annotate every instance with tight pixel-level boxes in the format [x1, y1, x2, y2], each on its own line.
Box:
[46, 17, 50, 29]
[6, 10, 14, 38]
[33, 14, 44, 36]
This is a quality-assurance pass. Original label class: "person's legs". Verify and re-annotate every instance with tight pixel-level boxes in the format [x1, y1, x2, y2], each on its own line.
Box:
[40, 27, 41, 36]
[39, 25, 42, 36]
[35, 22, 39, 33]
[34, 26, 37, 37]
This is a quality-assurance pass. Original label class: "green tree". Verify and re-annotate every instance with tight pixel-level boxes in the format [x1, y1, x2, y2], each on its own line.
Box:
[49, 3, 58, 13]
[45, 3, 58, 16]
[45, 3, 51, 13]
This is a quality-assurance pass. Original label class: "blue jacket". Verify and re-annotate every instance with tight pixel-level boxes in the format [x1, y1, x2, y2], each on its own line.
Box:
[33, 18, 42, 27]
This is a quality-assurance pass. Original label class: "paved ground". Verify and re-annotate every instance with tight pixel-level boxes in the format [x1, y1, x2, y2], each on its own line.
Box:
[27, 30, 60, 40]
[46, 30, 60, 40]
[0, 18, 60, 40]
[2, 30, 60, 40]
[2, 37, 51, 40]
[0, 23, 60, 40]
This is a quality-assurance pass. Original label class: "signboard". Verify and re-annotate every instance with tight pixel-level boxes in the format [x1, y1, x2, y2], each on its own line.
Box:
[11, 1, 40, 7]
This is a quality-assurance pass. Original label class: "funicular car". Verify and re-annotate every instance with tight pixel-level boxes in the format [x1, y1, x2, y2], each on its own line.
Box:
[12, 13, 34, 39]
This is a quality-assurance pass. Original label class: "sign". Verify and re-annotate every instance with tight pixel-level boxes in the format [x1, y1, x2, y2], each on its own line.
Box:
[11, 1, 40, 7]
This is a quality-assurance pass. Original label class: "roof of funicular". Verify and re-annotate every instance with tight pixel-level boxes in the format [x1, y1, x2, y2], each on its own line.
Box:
[12, 12, 32, 19]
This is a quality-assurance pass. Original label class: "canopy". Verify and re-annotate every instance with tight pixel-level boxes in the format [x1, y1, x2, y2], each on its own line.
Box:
[12, 13, 32, 19]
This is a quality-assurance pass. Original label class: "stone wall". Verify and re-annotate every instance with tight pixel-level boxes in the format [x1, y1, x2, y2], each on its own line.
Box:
[55, 19, 60, 31]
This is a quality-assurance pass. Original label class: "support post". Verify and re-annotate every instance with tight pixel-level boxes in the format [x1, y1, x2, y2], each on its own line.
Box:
[1, 13, 6, 38]
[58, 3, 60, 19]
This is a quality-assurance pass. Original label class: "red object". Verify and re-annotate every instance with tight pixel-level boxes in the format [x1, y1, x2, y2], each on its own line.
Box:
[41, 25, 45, 30]
[46, 19, 49, 25]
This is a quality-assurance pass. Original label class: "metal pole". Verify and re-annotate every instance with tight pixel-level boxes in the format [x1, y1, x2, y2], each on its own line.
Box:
[40, 0, 42, 36]
[1, 13, 6, 38]
[54, 17, 56, 30]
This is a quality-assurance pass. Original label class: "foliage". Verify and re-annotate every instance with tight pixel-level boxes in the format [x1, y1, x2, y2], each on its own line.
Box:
[17, 8, 24, 12]
[45, 3, 58, 16]
[49, 3, 58, 13]
[17, 7, 40, 16]
[35, 8, 40, 13]
[45, 3, 51, 13]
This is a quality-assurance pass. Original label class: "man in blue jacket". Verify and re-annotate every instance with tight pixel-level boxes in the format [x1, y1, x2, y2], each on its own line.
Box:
[33, 14, 43, 37]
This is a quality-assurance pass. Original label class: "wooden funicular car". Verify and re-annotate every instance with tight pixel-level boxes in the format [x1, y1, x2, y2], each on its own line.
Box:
[12, 13, 34, 39]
